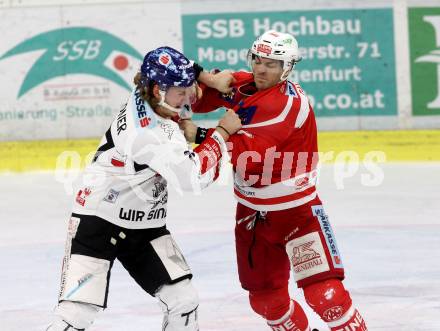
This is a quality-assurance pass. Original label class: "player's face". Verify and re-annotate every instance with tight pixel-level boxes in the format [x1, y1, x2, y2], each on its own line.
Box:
[165, 86, 188, 108]
[251, 56, 284, 90]
[165, 85, 196, 109]
[154, 85, 195, 118]
[154, 83, 199, 118]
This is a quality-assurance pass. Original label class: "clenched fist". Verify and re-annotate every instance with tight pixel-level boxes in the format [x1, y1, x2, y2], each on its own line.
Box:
[216, 109, 242, 140]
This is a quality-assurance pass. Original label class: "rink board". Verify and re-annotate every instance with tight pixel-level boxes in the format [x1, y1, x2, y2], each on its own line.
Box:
[1, 130, 439, 172]
[1, 0, 440, 142]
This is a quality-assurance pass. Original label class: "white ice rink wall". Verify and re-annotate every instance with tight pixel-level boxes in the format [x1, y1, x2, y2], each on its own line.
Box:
[0, 0, 440, 141]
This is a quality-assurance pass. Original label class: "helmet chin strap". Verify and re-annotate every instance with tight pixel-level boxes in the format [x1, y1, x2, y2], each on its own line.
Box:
[280, 69, 291, 82]
[279, 61, 296, 82]
[158, 90, 182, 113]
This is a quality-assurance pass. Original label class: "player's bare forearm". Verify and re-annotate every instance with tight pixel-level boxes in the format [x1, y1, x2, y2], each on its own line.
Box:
[179, 119, 198, 143]
[179, 110, 241, 143]
[198, 70, 235, 94]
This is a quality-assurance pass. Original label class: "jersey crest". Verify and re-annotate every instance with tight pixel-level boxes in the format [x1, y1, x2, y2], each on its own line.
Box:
[236, 102, 257, 125]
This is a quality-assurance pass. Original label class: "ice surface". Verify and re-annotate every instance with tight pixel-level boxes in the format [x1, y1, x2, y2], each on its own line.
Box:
[0, 163, 439, 330]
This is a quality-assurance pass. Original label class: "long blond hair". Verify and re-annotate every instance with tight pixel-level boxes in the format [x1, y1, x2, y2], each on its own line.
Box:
[133, 72, 160, 109]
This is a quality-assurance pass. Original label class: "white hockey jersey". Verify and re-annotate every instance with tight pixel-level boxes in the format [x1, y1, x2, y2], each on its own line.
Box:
[72, 87, 227, 229]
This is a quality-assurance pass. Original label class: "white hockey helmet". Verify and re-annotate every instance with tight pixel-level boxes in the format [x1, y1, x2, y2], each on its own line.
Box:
[248, 30, 301, 81]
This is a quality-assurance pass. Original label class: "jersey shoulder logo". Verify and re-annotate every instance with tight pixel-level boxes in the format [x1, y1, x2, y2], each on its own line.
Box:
[132, 89, 157, 129]
[285, 81, 298, 98]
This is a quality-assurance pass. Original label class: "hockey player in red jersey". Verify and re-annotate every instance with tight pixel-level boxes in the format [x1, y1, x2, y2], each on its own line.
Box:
[182, 30, 368, 331]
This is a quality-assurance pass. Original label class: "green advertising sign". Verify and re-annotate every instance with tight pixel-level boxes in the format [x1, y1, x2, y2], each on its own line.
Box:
[182, 9, 397, 120]
[0, 27, 143, 98]
[409, 7, 440, 116]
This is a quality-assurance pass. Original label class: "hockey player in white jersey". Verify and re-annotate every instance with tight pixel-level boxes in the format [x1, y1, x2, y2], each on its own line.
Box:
[46, 46, 242, 331]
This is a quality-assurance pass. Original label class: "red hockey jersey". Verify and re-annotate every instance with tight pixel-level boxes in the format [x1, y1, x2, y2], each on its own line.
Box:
[193, 71, 319, 211]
